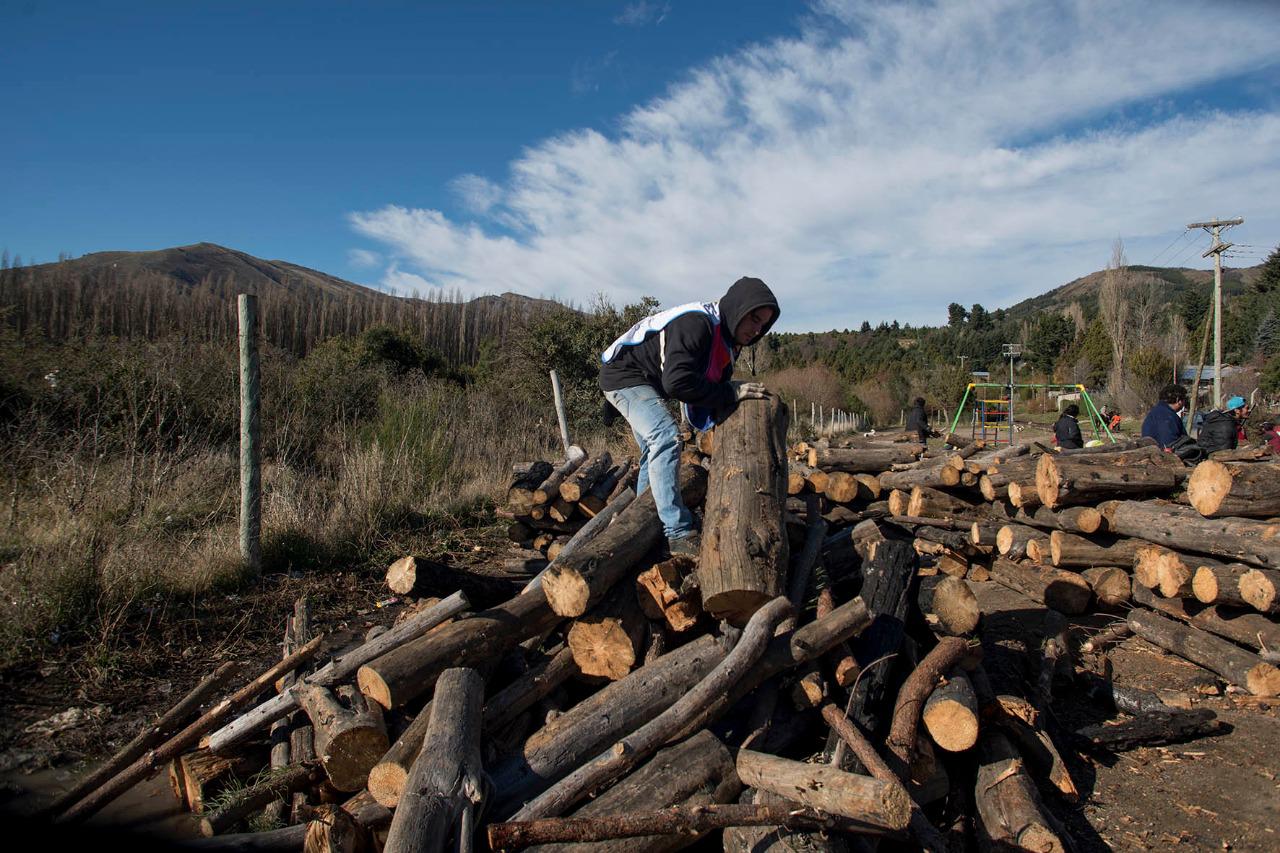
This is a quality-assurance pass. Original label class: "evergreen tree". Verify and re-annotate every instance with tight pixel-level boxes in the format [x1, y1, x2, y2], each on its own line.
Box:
[947, 303, 968, 328]
[969, 303, 990, 330]
[1257, 310, 1280, 357]
[1253, 245, 1280, 294]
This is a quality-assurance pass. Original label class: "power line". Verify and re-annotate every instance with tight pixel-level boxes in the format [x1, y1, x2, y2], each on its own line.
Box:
[1147, 228, 1192, 266]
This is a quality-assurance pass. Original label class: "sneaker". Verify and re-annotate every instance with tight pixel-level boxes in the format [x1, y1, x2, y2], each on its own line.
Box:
[667, 532, 701, 557]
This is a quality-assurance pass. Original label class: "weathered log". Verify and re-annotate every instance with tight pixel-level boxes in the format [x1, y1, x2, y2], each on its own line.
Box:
[972, 731, 1065, 853]
[1024, 537, 1051, 564]
[264, 604, 302, 826]
[288, 597, 316, 823]
[1187, 459, 1280, 518]
[922, 670, 980, 753]
[906, 486, 977, 520]
[567, 582, 647, 680]
[510, 462, 555, 513]
[561, 451, 613, 503]
[183, 791, 389, 852]
[809, 446, 920, 473]
[1081, 567, 1131, 608]
[1049, 530, 1143, 569]
[885, 637, 969, 771]
[1132, 543, 1172, 590]
[735, 750, 910, 830]
[1074, 709, 1226, 751]
[916, 575, 981, 637]
[1127, 609, 1280, 696]
[989, 558, 1092, 615]
[1131, 583, 1280, 653]
[635, 557, 701, 633]
[59, 634, 324, 823]
[1157, 551, 1227, 599]
[1240, 567, 1280, 614]
[1079, 621, 1132, 654]
[1013, 504, 1105, 535]
[824, 471, 879, 504]
[209, 593, 467, 754]
[46, 662, 239, 818]
[512, 599, 792, 821]
[383, 668, 485, 853]
[1006, 479, 1043, 510]
[995, 524, 1039, 559]
[697, 396, 790, 626]
[535, 447, 588, 505]
[549, 498, 578, 524]
[1036, 452, 1181, 509]
[1192, 563, 1254, 608]
[1103, 499, 1280, 569]
[298, 684, 389, 792]
[580, 458, 633, 517]
[722, 789, 851, 853]
[177, 748, 257, 814]
[385, 556, 518, 608]
[199, 764, 320, 837]
[982, 690, 1079, 803]
[878, 462, 961, 491]
[542, 466, 707, 618]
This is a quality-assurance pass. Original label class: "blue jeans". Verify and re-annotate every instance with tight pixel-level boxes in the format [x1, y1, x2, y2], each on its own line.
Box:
[603, 385, 697, 540]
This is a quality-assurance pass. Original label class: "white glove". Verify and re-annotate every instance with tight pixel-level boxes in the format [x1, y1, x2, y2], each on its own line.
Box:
[732, 381, 768, 401]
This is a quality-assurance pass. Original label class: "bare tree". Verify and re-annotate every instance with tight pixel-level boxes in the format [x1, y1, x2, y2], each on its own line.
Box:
[1099, 239, 1132, 393]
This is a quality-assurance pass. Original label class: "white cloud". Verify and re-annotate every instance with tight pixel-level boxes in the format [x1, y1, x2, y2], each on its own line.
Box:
[380, 263, 431, 297]
[449, 174, 503, 215]
[349, 0, 1280, 329]
[348, 248, 381, 268]
[615, 2, 670, 27]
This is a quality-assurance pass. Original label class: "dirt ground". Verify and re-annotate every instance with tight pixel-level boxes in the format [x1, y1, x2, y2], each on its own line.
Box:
[3, 525, 1278, 851]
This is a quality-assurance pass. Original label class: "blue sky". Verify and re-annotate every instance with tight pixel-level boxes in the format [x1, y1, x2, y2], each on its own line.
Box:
[3, 0, 1279, 329]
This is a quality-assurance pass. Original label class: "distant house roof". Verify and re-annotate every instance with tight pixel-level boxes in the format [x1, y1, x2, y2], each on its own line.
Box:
[1180, 365, 1243, 382]
[971, 371, 990, 378]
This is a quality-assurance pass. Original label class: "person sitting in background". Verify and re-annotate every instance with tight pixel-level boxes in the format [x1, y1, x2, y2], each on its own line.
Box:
[1141, 384, 1189, 450]
[906, 397, 931, 445]
[1198, 396, 1247, 455]
[1053, 403, 1084, 449]
[1262, 421, 1280, 454]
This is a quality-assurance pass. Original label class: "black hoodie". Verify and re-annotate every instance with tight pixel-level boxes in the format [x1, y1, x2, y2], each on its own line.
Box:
[599, 277, 780, 413]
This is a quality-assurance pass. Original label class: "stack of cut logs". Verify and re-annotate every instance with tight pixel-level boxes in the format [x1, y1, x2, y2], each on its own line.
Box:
[45, 399, 1280, 853]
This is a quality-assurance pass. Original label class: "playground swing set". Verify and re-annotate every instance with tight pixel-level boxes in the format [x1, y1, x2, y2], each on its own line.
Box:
[947, 382, 1116, 446]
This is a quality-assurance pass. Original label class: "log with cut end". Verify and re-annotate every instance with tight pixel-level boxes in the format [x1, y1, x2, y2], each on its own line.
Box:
[922, 670, 979, 753]
[549, 498, 578, 524]
[1081, 567, 1131, 608]
[1024, 538, 1051, 564]
[935, 549, 970, 579]
[1156, 551, 1226, 599]
[973, 731, 1066, 853]
[580, 458, 633, 517]
[809, 445, 920, 473]
[1133, 544, 1172, 590]
[1187, 459, 1280, 518]
[735, 749, 910, 830]
[297, 684, 389, 792]
[1127, 609, 1280, 696]
[1049, 531, 1143, 569]
[511, 462, 555, 512]
[907, 486, 978, 520]
[787, 463, 812, 496]
[823, 471, 879, 504]
[805, 467, 830, 495]
[199, 763, 320, 837]
[989, 558, 1092, 615]
[1240, 568, 1280, 614]
[1007, 479, 1042, 510]
[1104, 500, 1280, 569]
[917, 575, 981, 636]
[1036, 452, 1180, 509]
[886, 488, 910, 516]
[1132, 583, 1280, 653]
[878, 462, 961, 491]
[566, 582, 647, 680]
[696, 396, 790, 626]
[996, 524, 1039, 559]
[383, 668, 485, 853]
[542, 466, 707, 619]
[177, 748, 257, 814]
[560, 451, 613, 503]
[1014, 504, 1105, 535]
[535, 447, 588, 505]
[635, 556, 701, 633]
[1192, 563, 1253, 608]
[385, 556, 521, 608]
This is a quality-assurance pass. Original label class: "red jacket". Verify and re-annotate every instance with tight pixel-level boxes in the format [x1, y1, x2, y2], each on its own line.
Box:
[1265, 427, 1280, 455]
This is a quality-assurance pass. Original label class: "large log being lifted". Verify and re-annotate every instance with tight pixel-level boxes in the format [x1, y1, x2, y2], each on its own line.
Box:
[1103, 500, 1280, 569]
[697, 396, 790, 626]
[1127, 609, 1280, 696]
[1036, 451, 1181, 509]
[543, 466, 707, 618]
[1186, 459, 1280, 518]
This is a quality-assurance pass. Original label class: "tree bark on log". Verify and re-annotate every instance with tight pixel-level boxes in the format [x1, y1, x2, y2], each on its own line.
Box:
[735, 749, 910, 831]
[921, 670, 980, 753]
[885, 637, 969, 770]
[1012, 505, 1105, 535]
[722, 789, 851, 853]
[1036, 452, 1181, 509]
[386, 557, 522, 608]
[382, 668, 485, 853]
[1074, 708, 1225, 752]
[635, 557, 701, 633]
[178, 748, 256, 814]
[1081, 567, 1131, 608]
[46, 661, 239, 818]
[511, 599, 792, 821]
[58, 634, 324, 823]
[972, 731, 1065, 853]
[1240, 568, 1280, 614]
[1187, 460, 1280, 518]
[209, 593, 468, 754]
[989, 558, 1092, 615]
[809, 446, 920, 473]
[535, 447, 588, 505]
[542, 467, 707, 618]
[183, 791, 389, 852]
[1132, 584, 1280, 653]
[566, 582, 648, 680]
[199, 764, 320, 837]
[298, 684, 389, 792]
[1049, 530, 1143, 569]
[878, 462, 960, 491]
[697, 397, 790, 626]
[995, 524, 1039, 559]
[906, 486, 977, 520]
[1127, 609, 1280, 696]
[561, 452, 613, 503]
[1191, 563, 1253, 608]
[1103, 500, 1280, 569]
[580, 458, 632, 517]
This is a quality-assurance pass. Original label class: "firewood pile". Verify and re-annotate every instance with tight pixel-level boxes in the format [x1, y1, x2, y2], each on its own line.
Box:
[43, 398, 1280, 852]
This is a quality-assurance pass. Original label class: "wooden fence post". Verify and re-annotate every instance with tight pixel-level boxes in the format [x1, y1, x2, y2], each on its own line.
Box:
[550, 370, 571, 454]
[239, 294, 261, 577]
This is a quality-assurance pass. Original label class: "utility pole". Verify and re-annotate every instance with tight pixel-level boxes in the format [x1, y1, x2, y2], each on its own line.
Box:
[1187, 217, 1244, 409]
[957, 355, 969, 373]
[1002, 343, 1021, 440]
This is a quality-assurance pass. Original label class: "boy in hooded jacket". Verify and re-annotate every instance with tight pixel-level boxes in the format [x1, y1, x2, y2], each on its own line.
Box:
[599, 277, 780, 556]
